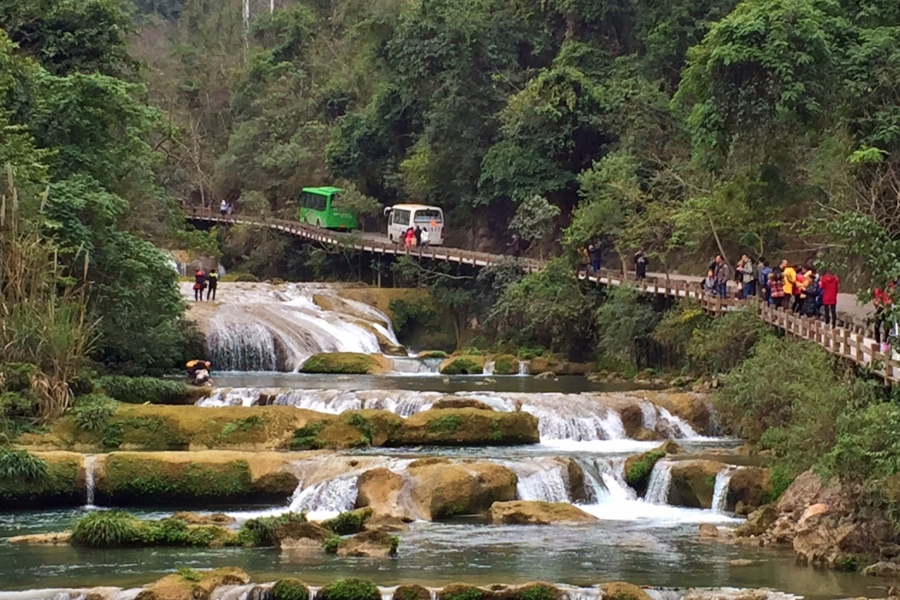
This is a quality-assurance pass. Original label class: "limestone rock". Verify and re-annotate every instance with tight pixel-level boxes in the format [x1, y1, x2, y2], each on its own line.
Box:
[135, 568, 250, 600]
[598, 582, 653, 600]
[391, 408, 539, 446]
[336, 529, 398, 557]
[431, 398, 495, 411]
[173, 512, 236, 526]
[274, 521, 331, 551]
[699, 523, 720, 539]
[7, 532, 71, 545]
[623, 441, 681, 496]
[364, 514, 409, 532]
[534, 371, 556, 379]
[798, 503, 830, 524]
[776, 471, 824, 514]
[355, 467, 411, 521]
[863, 561, 900, 578]
[735, 505, 779, 538]
[727, 467, 771, 515]
[438, 355, 485, 375]
[489, 501, 598, 525]
[408, 460, 518, 520]
[300, 353, 390, 374]
[392, 585, 431, 600]
[668, 460, 723, 509]
[554, 457, 587, 504]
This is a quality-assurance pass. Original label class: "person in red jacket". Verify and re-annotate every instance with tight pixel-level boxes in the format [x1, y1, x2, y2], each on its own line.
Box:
[874, 282, 895, 350]
[818, 270, 839, 326]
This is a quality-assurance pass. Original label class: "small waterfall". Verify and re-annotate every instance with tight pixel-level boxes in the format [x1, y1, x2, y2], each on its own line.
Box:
[577, 458, 636, 504]
[560, 587, 601, 600]
[711, 466, 737, 513]
[189, 283, 400, 372]
[656, 407, 698, 438]
[211, 585, 269, 600]
[389, 357, 441, 375]
[506, 459, 571, 502]
[644, 461, 673, 504]
[84, 455, 98, 507]
[482, 361, 495, 376]
[288, 475, 360, 514]
[639, 401, 658, 431]
[517, 361, 528, 375]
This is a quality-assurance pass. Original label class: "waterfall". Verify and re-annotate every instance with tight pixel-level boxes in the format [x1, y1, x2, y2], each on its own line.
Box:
[211, 585, 269, 600]
[576, 458, 636, 503]
[656, 407, 698, 438]
[388, 357, 442, 375]
[482, 361, 495, 376]
[517, 361, 528, 375]
[644, 461, 673, 505]
[711, 466, 737, 513]
[639, 401, 658, 431]
[188, 283, 401, 372]
[288, 475, 360, 514]
[560, 587, 601, 600]
[84, 455, 98, 507]
[506, 459, 571, 502]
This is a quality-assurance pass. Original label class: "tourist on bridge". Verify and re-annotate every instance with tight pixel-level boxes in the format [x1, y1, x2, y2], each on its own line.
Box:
[758, 259, 772, 304]
[404, 227, 414, 249]
[737, 254, 755, 298]
[508, 234, 521, 258]
[779, 260, 796, 310]
[800, 266, 820, 317]
[588, 244, 601, 274]
[701, 269, 716, 296]
[873, 282, 894, 352]
[634, 249, 648, 280]
[819, 270, 839, 326]
[414, 225, 423, 247]
[768, 268, 785, 307]
[420, 228, 430, 250]
[713, 254, 730, 298]
[220, 199, 228, 216]
[193, 268, 206, 302]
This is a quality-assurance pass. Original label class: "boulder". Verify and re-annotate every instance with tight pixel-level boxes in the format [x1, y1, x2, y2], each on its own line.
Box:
[431, 398, 495, 411]
[798, 503, 830, 525]
[336, 529, 398, 557]
[727, 468, 771, 515]
[407, 460, 518, 520]
[667, 460, 723, 509]
[438, 585, 487, 600]
[0, 451, 85, 510]
[698, 523, 720, 539]
[489, 501, 597, 525]
[272, 578, 309, 600]
[274, 521, 332, 551]
[390, 408, 539, 446]
[7, 532, 71, 545]
[623, 442, 681, 496]
[735, 505, 779, 538]
[364, 514, 409, 532]
[172, 512, 236, 526]
[322, 508, 373, 535]
[554, 457, 587, 504]
[439, 355, 486, 375]
[316, 578, 381, 600]
[534, 372, 556, 379]
[355, 467, 412, 521]
[135, 568, 250, 600]
[490, 355, 518, 375]
[598, 582, 653, 600]
[300, 353, 390, 375]
[863, 561, 900, 578]
[618, 404, 643, 438]
[392, 586, 431, 600]
[776, 471, 824, 514]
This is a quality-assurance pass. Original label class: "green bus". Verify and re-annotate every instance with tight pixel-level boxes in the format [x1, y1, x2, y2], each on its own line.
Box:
[298, 186, 358, 230]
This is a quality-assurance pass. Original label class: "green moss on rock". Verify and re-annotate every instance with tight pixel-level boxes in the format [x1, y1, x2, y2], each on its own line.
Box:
[390, 408, 539, 446]
[0, 451, 84, 510]
[492, 354, 517, 375]
[392, 586, 431, 600]
[323, 508, 373, 535]
[439, 356, 485, 375]
[273, 579, 310, 600]
[439, 585, 485, 600]
[300, 353, 389, 374]
[316, 578, 381, 600]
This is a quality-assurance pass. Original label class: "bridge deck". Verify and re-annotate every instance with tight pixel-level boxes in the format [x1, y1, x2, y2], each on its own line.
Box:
[186, 208, 898, 382]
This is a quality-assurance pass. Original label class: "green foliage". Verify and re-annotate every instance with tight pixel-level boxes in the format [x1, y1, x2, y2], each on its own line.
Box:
[833, 554, 868, 573]
[594, 285, 660, 362]
[759, 464, 795, 505]
[625, 449, 666, 490]
[509, 195, 561, 245]
[323, 508, 372, 535]
[71, 510, 141, 548]
[71, 394, 118, 432]
[685, 309, 767, 374]
[317, 579, 380, 600]
[427, 414, 463, 433]
[219, 415, 263, 439]
[652, 301, 711, 359]
[289, 421, 327, 450]
[176, 566, 203, 582]
[322, 534, 341, 555]
[0, 448, 47, 482]
[273, 579, 310, 600]
[419, 351, 448, 359]
[300, 353, 377, 374]
[96, 376, 191, 404]
[389, 299, 438, 335]
[517, 346, 545, 360]
[232, 512, 307, 547]
[346, 413, 376, 445]
[442, 587, 484, 600]
[518, 585, 559, 600]
[439, 358, 482, 376]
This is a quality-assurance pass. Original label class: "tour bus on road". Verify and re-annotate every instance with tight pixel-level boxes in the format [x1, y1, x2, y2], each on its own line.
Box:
[384, 204, 445, 245]
[298, 186, 358, 230]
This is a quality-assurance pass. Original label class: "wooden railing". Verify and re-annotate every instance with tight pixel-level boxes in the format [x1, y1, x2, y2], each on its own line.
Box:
[185, 207, 897, 381]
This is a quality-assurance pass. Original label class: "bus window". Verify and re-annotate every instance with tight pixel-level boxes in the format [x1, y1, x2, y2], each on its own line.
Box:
[413, 209, 442, 223]
[393, 209, 410, 227]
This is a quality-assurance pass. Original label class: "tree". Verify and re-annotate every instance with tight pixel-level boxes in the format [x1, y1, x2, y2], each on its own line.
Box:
[509, 195, 560, 260]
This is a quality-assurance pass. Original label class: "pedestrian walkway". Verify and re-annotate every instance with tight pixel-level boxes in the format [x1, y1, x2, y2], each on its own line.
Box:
[185, 207, 897, 382]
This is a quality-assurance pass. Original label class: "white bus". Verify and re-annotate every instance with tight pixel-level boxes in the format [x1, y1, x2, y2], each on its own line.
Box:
[384, 204, 445, 246]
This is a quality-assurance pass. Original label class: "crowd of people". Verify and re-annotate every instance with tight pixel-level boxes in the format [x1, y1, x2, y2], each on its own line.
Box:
[402, 225, 431, 249]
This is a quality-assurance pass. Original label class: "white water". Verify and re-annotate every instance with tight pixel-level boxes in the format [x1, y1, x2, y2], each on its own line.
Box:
[388, 357, 442, 375]
[517, 361, 528, 375]
[644, 461, 673, 505]
[711, 466, 737, 513]
[483, 360, 495, 375]
[184, 282, 401, 371]
[83, 455, 98, 507]
[505, 458, 572, 502]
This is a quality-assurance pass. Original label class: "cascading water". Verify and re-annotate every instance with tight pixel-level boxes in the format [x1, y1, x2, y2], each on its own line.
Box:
[644, 461, 673, 505]
[517, 361, 528, 375]
[482, 361, 495, 376]
[83, 455, 98, 507]
[576, 458, 636, 504]
[711, 466, 737, 513]
[505, 459, 572, 502]
[185, 282, 402, 372]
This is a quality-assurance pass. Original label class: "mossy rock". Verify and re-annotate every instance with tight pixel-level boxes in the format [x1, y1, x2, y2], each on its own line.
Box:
[136, 567, 250, 600]
[667, 460, 723, 508]
[439, 584, 487, 600]
[439, 355, 486, 375]
[393, 586, 431, 600]
[316, 578, 380, 600]
[273, 579, 310, 600]
[323, 507, 373, 535]
[300, 353, 390, 375]
[417, 350, 448, 359]
[491, 355, 517, 375]
[514, 583, 562, 600]
[96, 453, 296, 507]
[624, 441, 682, 496]
[598, 582, 652, 600]
[0, 451, 85, 510]
[388, 408, 539, 446]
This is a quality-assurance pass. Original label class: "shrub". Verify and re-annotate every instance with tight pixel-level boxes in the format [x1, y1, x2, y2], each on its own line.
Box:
[96, 376, 191, 404]
[322, 534, 341, 554]
[389, 298, 438, 334]
[273, 578, 310, 600]
[518, 584, 559, 600]
[235, 273, 259, 282]
[232, 512, 306, 546]
[176, 566, 203, 582]
[652, 301, 711, 360]
[427, 414, 463, 433]
[0, 363, 39, 392]
[624, 449, 665, 491]
[71, 394, 118, 432]
[516, 346, 544, 360]
[323, 508, 372, 535]
[0, 448, 47, 482]
[71, 510, 141, 547]
[594, 285, 660, 362]
[317, 578, 380, 600]
[686, 309, 767, 374]
[439, 358, 482, 375]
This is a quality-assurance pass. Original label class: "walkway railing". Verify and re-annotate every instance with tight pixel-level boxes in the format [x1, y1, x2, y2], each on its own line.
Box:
[185, 207, 898, 382]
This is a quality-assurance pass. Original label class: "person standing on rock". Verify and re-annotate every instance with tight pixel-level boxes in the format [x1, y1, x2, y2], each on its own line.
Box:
[193, 268, 206, 302]
[206, 270, 218, 301]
